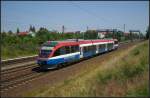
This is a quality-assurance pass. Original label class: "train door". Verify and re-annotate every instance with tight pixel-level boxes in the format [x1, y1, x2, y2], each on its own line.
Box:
[96, 45, 99, 54]
[80, 47, 83, 58]
[92, 45, 97, 55]
[105, 43, 108, 51]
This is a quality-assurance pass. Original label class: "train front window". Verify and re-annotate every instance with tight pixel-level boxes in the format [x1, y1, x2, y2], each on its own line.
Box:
[40, 50, 52, 57]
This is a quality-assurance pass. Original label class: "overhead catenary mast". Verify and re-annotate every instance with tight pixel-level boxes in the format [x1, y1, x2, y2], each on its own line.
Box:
[123, 24, 125, 33]
[62, 25, 65, 33]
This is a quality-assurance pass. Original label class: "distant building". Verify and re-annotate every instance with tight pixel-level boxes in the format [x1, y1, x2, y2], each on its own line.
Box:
[65, 32, 74, 34]
[124, 32, 130, 36]
[18, 32, 28, 36]
[75, 31, 80, 33]
[98, 32, 106, 39]
[18, 31, 35, 37]
[29, 31, 35, 37]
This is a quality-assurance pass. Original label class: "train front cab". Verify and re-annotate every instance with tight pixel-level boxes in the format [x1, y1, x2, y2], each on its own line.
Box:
[114, 39, 119, 49]
[38, 45, 80, 69]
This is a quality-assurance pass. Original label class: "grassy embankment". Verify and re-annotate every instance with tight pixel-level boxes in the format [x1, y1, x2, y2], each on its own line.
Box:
[25, 40, 149, 97]
[1, 45, 38, 60]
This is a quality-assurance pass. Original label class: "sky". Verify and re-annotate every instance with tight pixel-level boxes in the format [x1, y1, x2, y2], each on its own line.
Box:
[1, 1, 149, 34]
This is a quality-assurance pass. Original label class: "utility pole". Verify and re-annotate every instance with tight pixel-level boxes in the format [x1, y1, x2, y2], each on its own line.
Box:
[62, 25, 65, 33]
[129, 30, 133, 42]
[87, 26, 89, 31]
[123, 24, 125, 33]
[112, 29, 115, 39]
[139, 31, 140, 40]
[83, 30, 85, 40]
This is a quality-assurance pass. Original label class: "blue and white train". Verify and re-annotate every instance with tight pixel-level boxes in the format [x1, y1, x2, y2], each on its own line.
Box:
[37, 39, 118, 69]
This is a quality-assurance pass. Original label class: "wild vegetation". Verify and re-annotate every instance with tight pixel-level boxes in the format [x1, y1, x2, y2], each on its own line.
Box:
[25, 40, 149, 97]
[1, 26, 147, 60]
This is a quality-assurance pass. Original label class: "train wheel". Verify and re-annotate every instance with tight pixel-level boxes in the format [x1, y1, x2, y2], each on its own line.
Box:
[56, 64, 61, 69]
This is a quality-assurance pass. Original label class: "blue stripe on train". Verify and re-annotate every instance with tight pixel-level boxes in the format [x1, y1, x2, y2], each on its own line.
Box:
[38, 54, 80, 66]
[99, 48, 106, 53]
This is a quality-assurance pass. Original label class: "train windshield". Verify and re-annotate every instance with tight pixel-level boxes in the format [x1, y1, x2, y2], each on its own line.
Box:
[39, 50, 52, 58]
[39, 41, 57, 58]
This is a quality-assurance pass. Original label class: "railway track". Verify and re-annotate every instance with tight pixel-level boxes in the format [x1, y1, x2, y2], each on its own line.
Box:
[1, 55, 37, 67]
[1, 71, 45, 91]
[1, 64, 47, 92]
[1, 40, 142, 93]
[1, 56, 40, 92]
[1, 64, 37, 81]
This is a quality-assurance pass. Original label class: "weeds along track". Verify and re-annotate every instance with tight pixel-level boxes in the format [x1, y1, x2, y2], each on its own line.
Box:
[1, 63, 37, 74]
[1, 55, 37, 67]
[1, 59, 43, 92]
[0, 40, 143, 93]
[1, 64, 37, 81]
[1, 56, 39, 89]
[1, 71, 45, 91]
[1, 63, 45, 91]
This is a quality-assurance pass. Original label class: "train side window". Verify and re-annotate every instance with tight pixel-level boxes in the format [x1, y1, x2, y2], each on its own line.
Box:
[53, 47, 66, 56]
[107, 43, 113, 48]
[54, 48, 60, 56]
[99, 44, 105, 49]
[93, 45, 96, 50]
[75, 45, 79, 52]
[71, 45, 79, 53]
[83, 47, 87, 52]
[90, 46, 92, 51]
[87, 46, 89, 51]
[84, 46, 86, 52]
[99, 44, 101, 48]
[88, 46, 91, 51]
[71, 46, 75, 53]
[99, 44, 101, 49]
[60, 46, 66, 55]
[86, 47, 89, 52]
[65, 46, 71, 54]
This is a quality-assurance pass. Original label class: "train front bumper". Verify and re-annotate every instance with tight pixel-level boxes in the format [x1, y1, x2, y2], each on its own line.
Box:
[37, 60, 57, 69]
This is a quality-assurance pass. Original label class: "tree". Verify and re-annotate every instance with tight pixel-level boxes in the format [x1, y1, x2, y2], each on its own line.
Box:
[29, 25, 32, 32]
[30, 26, 36, 32]
[29, 25, 36, 32]
[146, 26, 149, 39]
[84, 30, 97, 39]
[36, 27, 50, 44]
[32, 26, 36, 32]
[16, 28, 20, 34]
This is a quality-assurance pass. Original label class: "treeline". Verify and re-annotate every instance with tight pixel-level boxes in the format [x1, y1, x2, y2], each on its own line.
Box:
[2, 27, 148, 46]
[1, 26, 149, 59]
[1, 27, 84, 59]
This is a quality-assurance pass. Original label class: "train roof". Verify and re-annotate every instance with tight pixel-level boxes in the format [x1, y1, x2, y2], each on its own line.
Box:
[42, 40, 79, 47]
[78, 39, 114, 44]
[43, 39, 115, 47]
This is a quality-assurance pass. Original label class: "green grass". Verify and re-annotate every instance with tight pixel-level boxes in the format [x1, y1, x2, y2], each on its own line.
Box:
[24, 40, 149, 97]
[126, 73, 149, 97]
[1, 44, 38, 60]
